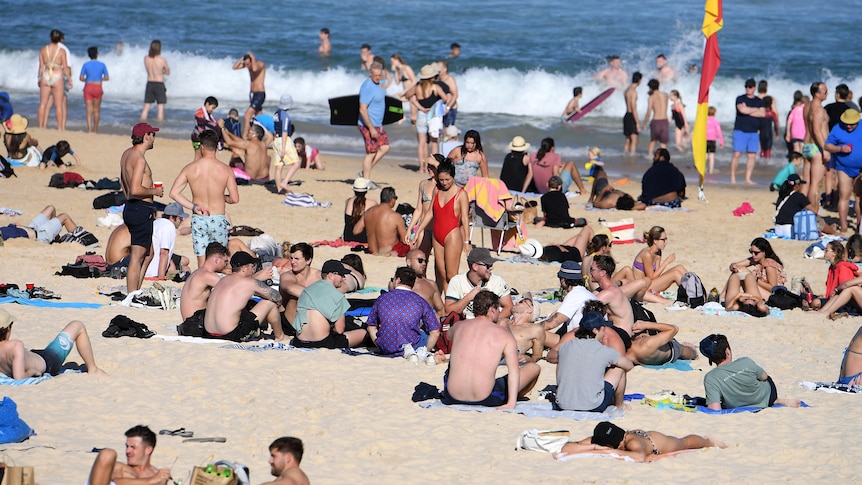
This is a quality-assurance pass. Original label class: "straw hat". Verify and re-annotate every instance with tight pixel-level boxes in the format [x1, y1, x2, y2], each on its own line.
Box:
[418, 63, 440, 80]
[352, 177, 370, 192]
[507, 136, 531, 152]
[841, 109, 861, 125]
[5, 114, 28, 135]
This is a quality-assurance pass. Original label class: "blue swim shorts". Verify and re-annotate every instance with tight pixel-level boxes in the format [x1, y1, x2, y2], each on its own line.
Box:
[733, 130, 759, 153]
[191, 214, 230, 256]
[31, 332, 73, 376]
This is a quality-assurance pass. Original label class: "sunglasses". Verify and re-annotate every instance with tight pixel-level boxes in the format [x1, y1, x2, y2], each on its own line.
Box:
[749, 249, 762, 255]
[477, 262, 493, 269]
[416, 258, 426, 264]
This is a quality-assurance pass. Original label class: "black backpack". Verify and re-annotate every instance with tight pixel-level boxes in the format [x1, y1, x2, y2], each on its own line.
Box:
[766, 287, 803, 310]
[0, 155, 15, 178]
[676, 272, 706, 308]
[631, 299, 656, 322]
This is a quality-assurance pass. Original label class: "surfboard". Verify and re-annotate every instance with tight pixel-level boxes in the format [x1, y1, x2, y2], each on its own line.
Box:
[564, 87, 615, 122]
[329, 95, 404, 126]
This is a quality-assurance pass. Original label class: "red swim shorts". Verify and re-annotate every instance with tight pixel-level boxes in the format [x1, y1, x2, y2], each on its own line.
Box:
[83, 83, 104, 101]
[358, 125, 389, 154]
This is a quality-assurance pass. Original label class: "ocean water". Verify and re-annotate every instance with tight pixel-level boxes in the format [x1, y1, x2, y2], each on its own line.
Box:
[2, 0, 860, 179]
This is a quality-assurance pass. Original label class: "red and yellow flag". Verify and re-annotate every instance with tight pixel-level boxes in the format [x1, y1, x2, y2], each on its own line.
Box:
[692, 0, 723, 188]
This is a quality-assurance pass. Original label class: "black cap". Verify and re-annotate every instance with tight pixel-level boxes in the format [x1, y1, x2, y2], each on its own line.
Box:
[321, 259, 351, 275]
[231, 251, 260, 268]
[591, 422, 625, 448]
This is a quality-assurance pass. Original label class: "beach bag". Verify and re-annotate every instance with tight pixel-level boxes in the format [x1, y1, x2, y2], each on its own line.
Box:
[0, 156, 15, 178]
[190, 459, 249, 485]
[0, 398, 34, 446]
[93, 177, 121, 190]
[600, 218, 635, 244]
[516, 429, 571, 453]
[792, 209, 818, 240]
[0, 464, 35, 485]
[630, 299, 656, 322]
[57, 263, 95, 279]
[93, 191, 127, 209]
[767, 287, 803, 310]
[676, 272, 706, 308]
[48, 172, 83, 188]
[436, 312, 464, 354]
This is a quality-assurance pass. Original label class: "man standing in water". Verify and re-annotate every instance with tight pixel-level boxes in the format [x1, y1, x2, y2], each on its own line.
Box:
[623, 72, 642, 154]
[120, 123, 162, 293]
[643, 79, 669, 156]
[233, 52, 267, 137]
[140, 40, 170, 121]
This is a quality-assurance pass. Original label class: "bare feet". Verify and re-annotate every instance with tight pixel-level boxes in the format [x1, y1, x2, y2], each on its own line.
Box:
[775, 399, 801, 408]
[705, 435, 728, 448]
[433, 349, 447, 364]
[89, 367, 108, 376]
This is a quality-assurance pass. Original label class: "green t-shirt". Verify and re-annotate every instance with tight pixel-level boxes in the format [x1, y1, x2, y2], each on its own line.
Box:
[704, 357, 770, 409]
[292, 280, 350, 335]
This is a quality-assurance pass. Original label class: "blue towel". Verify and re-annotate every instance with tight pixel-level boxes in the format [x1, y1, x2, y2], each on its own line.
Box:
[643, 360, 695, 371]
[0, 297, 102, 308]
[0, 368, 82, 386]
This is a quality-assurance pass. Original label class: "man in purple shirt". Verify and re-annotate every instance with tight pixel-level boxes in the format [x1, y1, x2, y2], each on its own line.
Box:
[367, 266, 440, 356]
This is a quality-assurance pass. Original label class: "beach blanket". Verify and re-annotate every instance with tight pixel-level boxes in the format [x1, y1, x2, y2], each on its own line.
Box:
[154, 335, 233, 344]
[340, 347, 400, 358]
[0, 397, 35, 444]
[219, 342, 304, 352]
[642, 360, 694, 371]
[0, 368, 82, 386]
[310, 239, 367, 249]
[641, 395, 808, 414]
[800, 381, 862, 393]
[0, 297, 101, 308]
[282, 193, 332, 208]
[345, 307, 373, 317]
[418, 400, 624, 420]
[698, 301, 784, 318]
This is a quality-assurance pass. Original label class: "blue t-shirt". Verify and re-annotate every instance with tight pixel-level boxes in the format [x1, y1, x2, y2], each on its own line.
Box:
[79, 60, 108, 83]
[273, 109, 294, 137]
[359, 77, 385, 127]
[734, 94, 764, 133]
[826, 124, 862, 173]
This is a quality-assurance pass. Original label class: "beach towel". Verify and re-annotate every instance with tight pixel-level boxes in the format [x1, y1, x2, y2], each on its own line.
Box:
[697, 301, 784, 318]
[465, 176, 513, 222]
[282, 193, 332, 208]
[641, 394, 808, 414]
[418, 400, 624, 420]
[800, 381, 862, 393]
[642, 360, 694, 371]
[600, 218, 635, 244]
[310, 239, 367, 249]
[0, 208, 22, 216]
[0, 397, 35, 444]
[0, 297, 101, 308]
[0, 368, 82, 386]
[219, 342, 298, 352]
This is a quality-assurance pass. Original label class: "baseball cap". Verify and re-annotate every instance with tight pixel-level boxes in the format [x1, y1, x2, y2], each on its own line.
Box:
[786, 174, 806, 186]
[321, 259, 352, 275]
[230, 251, 260, 268]
[557, 260, 582, 280]
[591, 421, 625, 448]
[580, 311, 611, 330]
[163, 202, 189, 218]
[0, 309, 13, 329]
[467, 247, 501, 266]
[132, 122, 159, 138]
[699, 334, 727, 365]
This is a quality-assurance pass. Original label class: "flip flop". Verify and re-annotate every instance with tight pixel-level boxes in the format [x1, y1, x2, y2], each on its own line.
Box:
[183, 437, 226, 443]
[159, 428, 194, 438]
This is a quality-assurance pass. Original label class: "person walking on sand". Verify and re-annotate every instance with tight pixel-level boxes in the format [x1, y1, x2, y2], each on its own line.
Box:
[623, 72, 642, 154]
[643, 79, 669, 156]
[729, 78, 766, 185]
[120, 122, 162, 294]
[358, 62, 391, 182]
[233, 52, 267, 137]
[169, 129, 239, 268]
[79, 46, 109, 133]
[140, 40, 170, 121]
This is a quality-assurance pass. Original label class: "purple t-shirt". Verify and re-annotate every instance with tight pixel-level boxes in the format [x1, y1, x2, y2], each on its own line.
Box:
[367, 288, 440, 355]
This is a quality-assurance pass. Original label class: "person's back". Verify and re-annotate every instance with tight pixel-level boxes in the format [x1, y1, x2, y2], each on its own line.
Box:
[704, 356, 771, 408]
[181, 265, 221, 320]
[105, 224, 130, 265]
[204, 273, 250, 333]
[555, 337, 620, 410]
[144, 54, 168, 82]
[365, 204, 405, 255]
[182, 154, 235, 215]
[446, 317, 511, 401]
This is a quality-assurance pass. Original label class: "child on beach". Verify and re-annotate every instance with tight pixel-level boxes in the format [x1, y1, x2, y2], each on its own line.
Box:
[759, 96, 780, 159]
[223, 108, 241, 137]
[585, 146, 605, 180]
[669, 90, 689, 151]
[706, 106, 723, 173]
[191, 96, 221, 160]
[770, 151, 803, 191]
[39, 140, 81, 169]
[295, 137, 325, 170]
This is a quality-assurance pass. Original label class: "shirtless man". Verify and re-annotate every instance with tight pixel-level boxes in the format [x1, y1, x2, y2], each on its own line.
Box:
[203, 251, 285, 342]
[442, 290, 541, 409]
[86, 425, 171, 485]
[623, 72, 642, 154]
[655, 54, 676, 84]
[502, 294, 545, 363]
[169, 129, 239, 267]
[120, 123, 162, 293]
[803, 81, 831, 210]
[401, 248, 444, 314]
[232, 52, 266, 137]
[0, 310, 106, 379]
[279, 243, 322, 326]
[363, 187, 409, 256]
[557, 421, 724, 463]
[223, 124, 269, 182]
[438, 60, 458, 127]
[590, 255, 634, 336]
[643, 79, 669, 156]
[626, 320, 697, 366]
[360, 44, 374, 71]
[290, 260, 367, 349]
[318, 28, 331, 56]
[180, 242, 229, 321]
[105, 224, 131, 265]
[263, 436, 309, 485]
[595, 55, 628, 88]
[140, 40, 170, 121]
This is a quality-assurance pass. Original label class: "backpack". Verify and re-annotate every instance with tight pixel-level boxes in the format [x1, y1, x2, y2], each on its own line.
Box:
[792, 209, 819, 240]
[56, 263, 97, 278]
[48, 172, 84, 188]
[630, 299, 656, 322]
[0, 155, 15, 178]
[436, 312, 464, 354]
[93, 191, 126, 209]
[75, 252, 108, 271]
[676, 272, 706, 308]
[766, 287, 803, 310]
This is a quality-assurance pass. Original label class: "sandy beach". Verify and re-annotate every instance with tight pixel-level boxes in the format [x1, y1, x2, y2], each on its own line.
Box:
[0, 127, 860, 483]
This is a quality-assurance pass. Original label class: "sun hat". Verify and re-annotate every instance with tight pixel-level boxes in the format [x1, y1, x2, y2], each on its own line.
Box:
[445, 125, 461, 138]
[840, 109, 861, 125]
[418, 63, 440, 80]
[518, 239, 543, 259]
[0, 309, 13, 329]
[132, 122, 159, 138]
[279, 94, 294, 110]
[507, 136, 531, 152]
[352, 177, 370, 192]
[557, 260, 582, 280]
[5, 114, 28, 135]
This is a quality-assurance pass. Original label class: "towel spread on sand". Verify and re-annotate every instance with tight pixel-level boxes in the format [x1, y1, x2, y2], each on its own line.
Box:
[642, 360, 695, 371]
[419, 400, 624, 420]
[698, 301, 784, 319]
[641, 396, 808, 414]
[219, 342, 299, 352]
[800, 381, 862, 393]
[0, 368, 82, 386]
[0, 297, 101, 308]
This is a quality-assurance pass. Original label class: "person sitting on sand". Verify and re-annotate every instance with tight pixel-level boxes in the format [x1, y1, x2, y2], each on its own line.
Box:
[615, 226, 687, 299]
[555, 421, 724, 463]
[39, 140, 82, 169]
[700, 334, 800, 409]
[338, 253, 367, 294]
[726, 237, 786, 300]
[445, 248, 514, 320]
[441, 290, 541, 409]
[626, 320, 697, 366]
[86, 425, 171, 485]
[547, 312, 633, 412]
[3, 114, 41, 166]
[279, 242, 322, 327]
[535, 176, 578, 228]
[222, 123, 270, 183]
[500, 292, 545, 363]
[390, 249, 444, 314]
[263, 436, 310, 485]
[290, 260, 367, 349]
[540, 261, 598, 348]
[638, 148, 686, 208]
[180, 242, 229, 321]
[590, 255, 635, 336]
[0, 309, 106, 379]
[362, 187, 410, 256]
[204, 251, 286, 342]
[367, 266, 440, 356]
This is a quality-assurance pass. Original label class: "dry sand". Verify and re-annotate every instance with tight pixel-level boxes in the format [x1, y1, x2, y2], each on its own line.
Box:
[0, 128, 859, 483]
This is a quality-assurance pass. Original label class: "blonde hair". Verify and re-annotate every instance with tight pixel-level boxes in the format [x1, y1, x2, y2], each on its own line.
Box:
[588, 146, 601, 158]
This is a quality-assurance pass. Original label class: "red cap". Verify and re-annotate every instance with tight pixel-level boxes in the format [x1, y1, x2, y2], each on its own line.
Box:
[132, 122, 160, 138]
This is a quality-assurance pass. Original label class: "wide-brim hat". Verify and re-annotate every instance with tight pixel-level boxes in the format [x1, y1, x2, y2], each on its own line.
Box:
[353, 177, 370, 192]
[841, 109, 861, 125]
[507, 136, 531, 152]
[518, 239, 543, 259]
[279, 94, 294, 110]
[5, 114, 27, 135]
[419, 63, 440, 80]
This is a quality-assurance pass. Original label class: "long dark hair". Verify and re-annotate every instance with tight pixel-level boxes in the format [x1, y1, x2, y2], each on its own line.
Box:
[295, 137, 308, 167]
[536, 137, 554, 162]
[460, 130, 483, 159]
[350, 192, 367, 224]
[341, 253, 366, 277]
[751, 237, 783, 266]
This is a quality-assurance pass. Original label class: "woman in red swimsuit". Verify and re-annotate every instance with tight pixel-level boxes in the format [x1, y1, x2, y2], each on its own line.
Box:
[411, 160, 470, 293]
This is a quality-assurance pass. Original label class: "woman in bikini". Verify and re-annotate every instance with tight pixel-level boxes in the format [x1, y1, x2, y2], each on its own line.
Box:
[838, 326, 862, 386]
[669, 90, 689, 151]
[721, 271, 770, 317]
[342, 178, 378, 244]
[38, 29, 71, 130]
[411, 160, 470, 293]
[615, 226, 687, 300]
[447, 129, 488, 187]
[411, 64, 448, 173]
[390, 54, 416, 100]
[727, 237, 786, 299]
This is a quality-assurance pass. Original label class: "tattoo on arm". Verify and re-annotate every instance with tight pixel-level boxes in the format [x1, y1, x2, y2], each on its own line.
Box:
[256, 279, 283, 304]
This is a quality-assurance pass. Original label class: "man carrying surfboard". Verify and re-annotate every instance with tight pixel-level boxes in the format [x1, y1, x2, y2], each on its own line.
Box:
[358, 62, 390, 184]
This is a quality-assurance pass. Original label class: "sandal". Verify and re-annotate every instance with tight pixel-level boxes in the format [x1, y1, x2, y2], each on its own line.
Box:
[159, 428, 194, 438]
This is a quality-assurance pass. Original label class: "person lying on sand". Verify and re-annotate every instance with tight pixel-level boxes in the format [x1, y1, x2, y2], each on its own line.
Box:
[86, 425, 171, 485]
